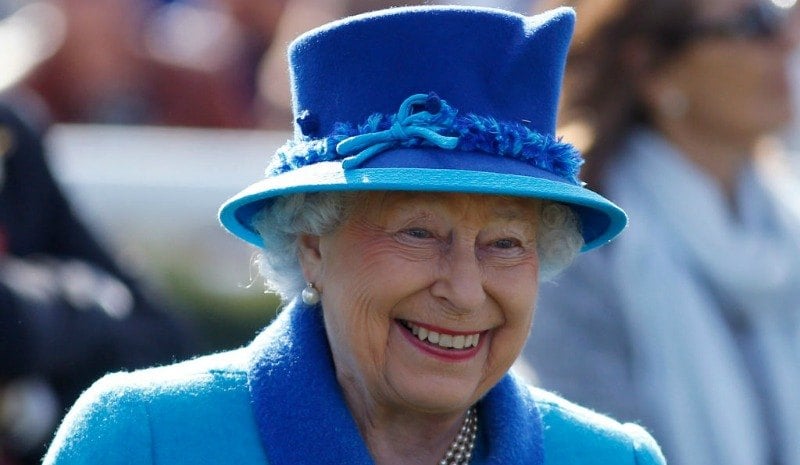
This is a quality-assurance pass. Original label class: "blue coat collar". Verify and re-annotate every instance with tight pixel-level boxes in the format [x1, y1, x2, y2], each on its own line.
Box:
[247, 300, 544, 464]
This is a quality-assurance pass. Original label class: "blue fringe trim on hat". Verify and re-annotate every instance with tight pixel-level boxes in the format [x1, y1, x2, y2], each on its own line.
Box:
[269, 93, 583, 185]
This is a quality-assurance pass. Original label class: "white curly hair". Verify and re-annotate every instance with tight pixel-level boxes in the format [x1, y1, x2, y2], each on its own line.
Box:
[251, 191, 584, 302]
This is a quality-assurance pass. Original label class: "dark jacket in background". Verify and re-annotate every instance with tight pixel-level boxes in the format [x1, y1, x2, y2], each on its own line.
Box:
[0, 99, 196, 465]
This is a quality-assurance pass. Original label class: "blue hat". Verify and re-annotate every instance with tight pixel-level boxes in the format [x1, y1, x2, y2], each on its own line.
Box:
[219, 5, 627, 251]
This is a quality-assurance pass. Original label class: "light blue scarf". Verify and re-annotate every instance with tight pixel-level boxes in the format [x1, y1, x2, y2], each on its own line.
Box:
[610, 129, 800, 465]
[246, 299, 545, 465]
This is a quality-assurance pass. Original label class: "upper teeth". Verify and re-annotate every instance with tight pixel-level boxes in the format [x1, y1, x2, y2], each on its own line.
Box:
[404, 321, 480, 349]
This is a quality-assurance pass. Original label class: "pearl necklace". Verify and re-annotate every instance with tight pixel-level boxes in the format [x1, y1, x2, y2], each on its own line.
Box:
[438, 406, 478, 465]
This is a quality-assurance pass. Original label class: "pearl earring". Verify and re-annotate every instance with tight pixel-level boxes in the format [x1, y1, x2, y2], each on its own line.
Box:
[301, 283, 320, 306]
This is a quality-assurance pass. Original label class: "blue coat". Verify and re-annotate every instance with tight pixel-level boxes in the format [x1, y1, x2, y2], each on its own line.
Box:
[43, 300, 665, 465]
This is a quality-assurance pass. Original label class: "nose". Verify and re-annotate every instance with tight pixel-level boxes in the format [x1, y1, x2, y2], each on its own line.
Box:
[429, 238, 487, 314]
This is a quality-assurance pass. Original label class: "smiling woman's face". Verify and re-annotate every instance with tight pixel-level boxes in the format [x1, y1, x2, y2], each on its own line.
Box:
[298, 191, 541, 416]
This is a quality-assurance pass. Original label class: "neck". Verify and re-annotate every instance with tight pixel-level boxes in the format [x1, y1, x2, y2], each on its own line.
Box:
[367, 412, 470, 465]
[653, 120, 758, 202]
[339, 378, 470, 465]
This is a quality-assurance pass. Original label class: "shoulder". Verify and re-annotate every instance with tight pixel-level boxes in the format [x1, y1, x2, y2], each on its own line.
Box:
[43, 349, 265, 465]
[531, 387, 665, 465]
[69, 347, 251, 409]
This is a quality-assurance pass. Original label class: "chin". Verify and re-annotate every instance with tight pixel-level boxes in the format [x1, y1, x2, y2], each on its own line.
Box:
[390, 374, 486, 414]
[741, 100, 794, 137]
[761, 111, 794, 135]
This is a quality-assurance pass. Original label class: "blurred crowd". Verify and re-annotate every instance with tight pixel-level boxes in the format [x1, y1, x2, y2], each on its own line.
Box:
[2, 0, 290, 128]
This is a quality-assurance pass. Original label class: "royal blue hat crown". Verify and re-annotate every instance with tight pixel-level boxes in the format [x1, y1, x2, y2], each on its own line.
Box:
[219, 5, 627, 251]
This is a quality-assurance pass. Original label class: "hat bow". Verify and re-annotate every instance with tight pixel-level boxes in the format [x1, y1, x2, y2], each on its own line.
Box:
[337, 93, 459, 169]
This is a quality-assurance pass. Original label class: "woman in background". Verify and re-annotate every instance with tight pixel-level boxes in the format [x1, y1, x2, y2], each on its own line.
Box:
[521, 1, 800, 465]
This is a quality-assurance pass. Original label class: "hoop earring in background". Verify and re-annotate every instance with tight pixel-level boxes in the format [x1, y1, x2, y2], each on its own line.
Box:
[301, 283, 321, 306]
[656, 86, 689, 119]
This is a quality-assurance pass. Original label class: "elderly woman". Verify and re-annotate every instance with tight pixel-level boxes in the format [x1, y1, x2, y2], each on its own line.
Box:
[43, 6, 664, 465]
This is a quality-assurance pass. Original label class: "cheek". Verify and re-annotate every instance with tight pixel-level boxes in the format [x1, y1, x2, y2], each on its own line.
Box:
[487, 264, 538, 342]
[482, 288, 537, 387]
[319, 232, 438, 373]
[323, 301, 394, 387]
[501, 266, 538, 326]
[324, 238, 437, 309]
[489, 261, 539, 310]
[320, 258, 413, 360]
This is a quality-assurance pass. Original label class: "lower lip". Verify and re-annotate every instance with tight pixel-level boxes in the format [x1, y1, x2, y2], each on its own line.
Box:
[395, 320, 485, 361]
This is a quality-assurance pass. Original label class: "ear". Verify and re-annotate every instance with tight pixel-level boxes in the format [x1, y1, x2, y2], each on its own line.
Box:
[640, 70, 690, 122]
[297, 233, 323, 283]
[638, 74, 666, 117]
[621, 37, 672, 116]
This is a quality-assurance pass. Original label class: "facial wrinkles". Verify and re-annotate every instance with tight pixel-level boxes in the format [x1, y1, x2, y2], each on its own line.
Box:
[327, 216, 433, 377]
[318, 219, 386, 362]
[315, 192, 543, 422]
[424, 233, 484, 321]
[324, 274, 388, 416]
[341, 195, 536, 321]
[456, 208, 533, 293]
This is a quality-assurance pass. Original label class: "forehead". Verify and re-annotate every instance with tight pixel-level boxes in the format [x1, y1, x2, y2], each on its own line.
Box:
[350, 191, 542, 221]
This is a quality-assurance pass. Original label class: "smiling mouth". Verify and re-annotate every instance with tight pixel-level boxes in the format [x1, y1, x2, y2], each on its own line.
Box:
[399, 320, 481, 350]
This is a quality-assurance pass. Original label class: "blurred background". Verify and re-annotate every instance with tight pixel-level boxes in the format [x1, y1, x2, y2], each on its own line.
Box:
[1, 0, 799, 463]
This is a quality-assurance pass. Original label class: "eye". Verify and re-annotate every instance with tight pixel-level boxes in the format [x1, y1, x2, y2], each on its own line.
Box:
[492, 238, 522, 249]
[402, 228, 434, 239]
[479, 234, 533, 263]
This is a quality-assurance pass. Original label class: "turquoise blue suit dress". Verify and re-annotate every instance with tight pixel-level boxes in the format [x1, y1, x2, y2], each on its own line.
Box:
[43, 300, 665, 465]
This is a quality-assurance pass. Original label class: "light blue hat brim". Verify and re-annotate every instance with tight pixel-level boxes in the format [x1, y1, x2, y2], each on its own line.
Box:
[218, 160, 627, 253]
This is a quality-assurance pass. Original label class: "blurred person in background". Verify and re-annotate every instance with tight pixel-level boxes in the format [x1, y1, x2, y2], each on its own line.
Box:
[14, 0, 288, 128]
[519, 1, 800, 465]
[21, 0, 156, 124]
[141, 0, 289, 127]
[1, 15, 198, 465]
